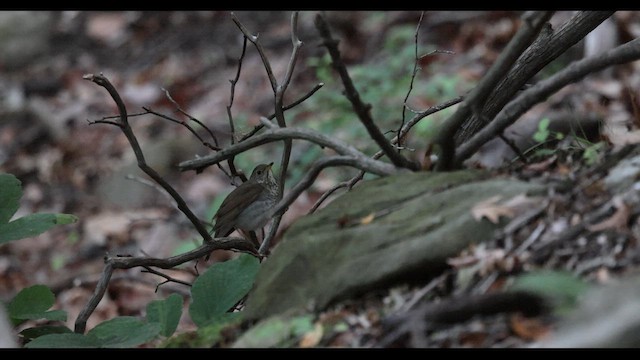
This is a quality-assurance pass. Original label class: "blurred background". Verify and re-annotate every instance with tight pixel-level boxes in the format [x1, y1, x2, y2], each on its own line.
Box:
[0, 11, 638, 334]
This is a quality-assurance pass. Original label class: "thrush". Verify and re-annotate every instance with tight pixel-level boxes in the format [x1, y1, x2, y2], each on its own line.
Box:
[212, 163, 279, 248]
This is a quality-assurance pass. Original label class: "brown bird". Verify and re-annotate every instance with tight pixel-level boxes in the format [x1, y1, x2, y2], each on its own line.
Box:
[212, 163, 279, 248]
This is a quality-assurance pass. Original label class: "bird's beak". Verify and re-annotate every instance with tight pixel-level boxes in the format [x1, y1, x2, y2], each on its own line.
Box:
[267, 162, 274, 169]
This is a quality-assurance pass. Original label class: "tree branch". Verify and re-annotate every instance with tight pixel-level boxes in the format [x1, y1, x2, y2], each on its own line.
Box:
[457, 37, 640, 163]
[83, 73, 214, 243]
[238, 82, 324, 142]
[261, 12, 303, 255]
[178, 126, 392, 174]
[434, 11, 553, 171]
[73, 236, 256, 334]
[455, 11, 614, 145]
[267, 155, 402, 221]
[314, 13, 419, 171]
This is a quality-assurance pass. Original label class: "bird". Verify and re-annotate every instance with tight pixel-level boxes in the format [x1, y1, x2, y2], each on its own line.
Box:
[212, 163, 279, 248]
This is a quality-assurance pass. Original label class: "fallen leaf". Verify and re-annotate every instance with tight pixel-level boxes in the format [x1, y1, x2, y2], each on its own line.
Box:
[471, 194, 544, 224]
[299, 323, 323, 348]
[360, 213, 376, 225]
[586, 196, 630, 232]
[510, 313, 551, 341]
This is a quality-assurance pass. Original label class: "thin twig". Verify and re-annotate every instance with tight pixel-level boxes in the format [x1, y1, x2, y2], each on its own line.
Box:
[142, 107, 221, 151]
[261, 12, 303, 255]
[83, 73, 214, 243]
[238, 82, 324, 142]
[267, 155, 401, 221]
[231, 12, 277, 93]
[73, 236, 257, 334]
[398, 11, 425, 149]
[434, 11, 553, 171]
[141, 266, 193, 290]
[178, 126, 395, 175]
[225, 35, 249, 182]
[162, 88, 220, 148]
[314, 13, 419, 171]
[308, 95, 464, 212]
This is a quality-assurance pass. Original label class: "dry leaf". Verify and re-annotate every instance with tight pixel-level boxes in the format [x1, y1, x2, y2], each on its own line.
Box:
[299, 323, 324, 348]
[360, 213, 376, 225]
[471, 195, 509, 223]
[471, 194, 543, 224]
[586, 196, 630, 232]
[510, 313, 551, 341]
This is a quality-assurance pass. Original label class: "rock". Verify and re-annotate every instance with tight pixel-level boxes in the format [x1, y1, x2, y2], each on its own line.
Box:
[243, 170, 545, 320]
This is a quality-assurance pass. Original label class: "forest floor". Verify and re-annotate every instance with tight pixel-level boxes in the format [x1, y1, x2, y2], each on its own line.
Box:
[2, 11, 640, 348]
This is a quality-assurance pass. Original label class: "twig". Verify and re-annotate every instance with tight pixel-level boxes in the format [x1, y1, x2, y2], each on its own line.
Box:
[457, 37, 640, 163]
[231, 12, 277, 93]
[74, 236, 257, 334]
[434, 11, 553, 171]
[141, 266, 193, 291]
[260, 12, 303, 255]
[141, 107, 221, 152]
[84, 73, 213, 243]
[178, 126, 393, 174]
[314, 13, 419, 171]
[162, 88, 220, 148]
[398, 11, 425, 149]
[308, 95, 465, 213]
[238, 82, 324, 142]
[308, 181, 350, 213]
[498, 133, 529, 164]
[267, 155, 401, 221]
[227, 36, 248, 146]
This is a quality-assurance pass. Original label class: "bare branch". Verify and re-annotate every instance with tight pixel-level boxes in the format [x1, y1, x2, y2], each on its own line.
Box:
[178, 126, 393, 174]
[141, 107, 222, 151]
[314, 13, 419, 171]
[162, 88, 220, 148]
[73, 236, 256, 334]
[456, 11, 615, 144]
[225, 35, 250, 182]
[141, 266, 193, 290]
[261, 11, 303, 255]
[434, 11, 553, 171]
[231, 12, 277, 93]
[238, 82, 324, 142]
[83, 74, 215, 244]
[457, 37, 640, 163]
[74, 262, 113, 334]
[267, 156, 404, 222]
[398, 11, 425, 149]
[308, 95, 465, 212]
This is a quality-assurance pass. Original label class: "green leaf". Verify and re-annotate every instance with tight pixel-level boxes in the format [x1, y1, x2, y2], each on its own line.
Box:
[0, 173, 21, 224]
[510, 270, 590, 314]
[0, 213, 78, 244]
[146, 294, 183, 337]
[8, 285, 66, 325]
[20, 325, 72, 341]
[25, 333, 102, 348]
[189, 254, 260, 327]
[533, 118, 551, 143]
[232, 314, 314, 348]
[87, 316, 161, 348]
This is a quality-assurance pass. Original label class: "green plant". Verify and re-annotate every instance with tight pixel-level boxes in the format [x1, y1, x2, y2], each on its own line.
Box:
[528, 118, 605, 165]
[0, 173, 77, 245]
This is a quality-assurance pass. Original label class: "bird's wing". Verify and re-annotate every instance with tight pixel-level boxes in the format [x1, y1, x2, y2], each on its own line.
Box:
[213, 183, 264, 237]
